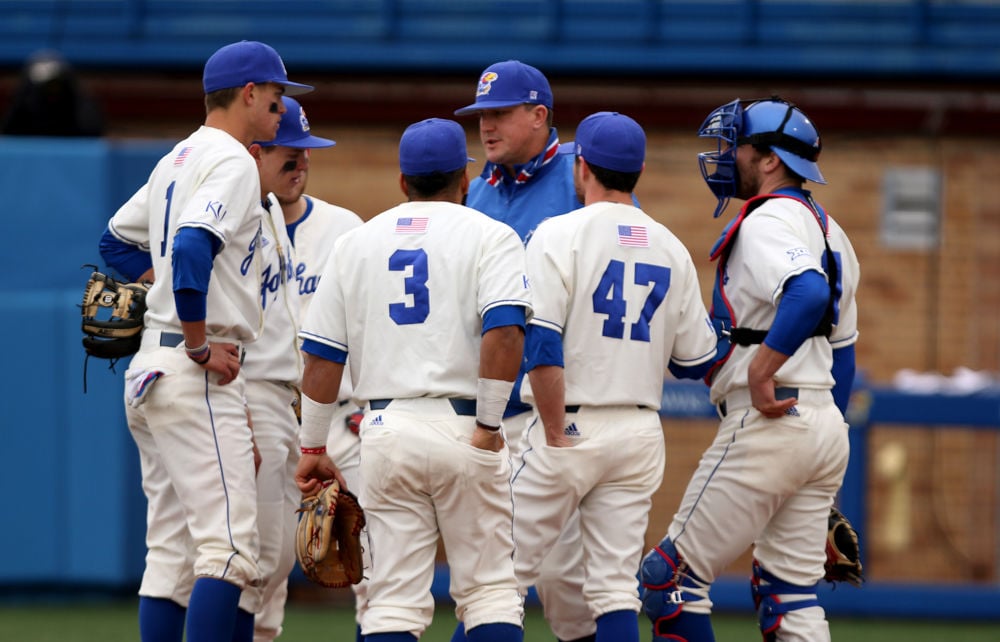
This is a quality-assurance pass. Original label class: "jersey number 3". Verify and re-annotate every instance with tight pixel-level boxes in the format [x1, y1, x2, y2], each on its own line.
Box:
[388, 249, 429, 325]
[593, 259, 671, 342]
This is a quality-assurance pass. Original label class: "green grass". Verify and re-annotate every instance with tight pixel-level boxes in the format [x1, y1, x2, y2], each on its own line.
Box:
[1, 599, 998, 641]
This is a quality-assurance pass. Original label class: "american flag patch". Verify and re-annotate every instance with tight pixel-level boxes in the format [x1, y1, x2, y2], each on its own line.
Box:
[395, 217, 428, 234]
[618, 225, 648, 247]
[173, 146, 193, 167]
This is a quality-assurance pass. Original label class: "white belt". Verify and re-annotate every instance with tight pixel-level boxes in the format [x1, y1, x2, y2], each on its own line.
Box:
[718, 387, 832, 417]
[141, 328, 243, 352]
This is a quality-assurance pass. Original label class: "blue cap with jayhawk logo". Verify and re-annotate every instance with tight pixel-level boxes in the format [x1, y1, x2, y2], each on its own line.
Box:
[257, 96, 334, 148]
[454, 60, 553, 116]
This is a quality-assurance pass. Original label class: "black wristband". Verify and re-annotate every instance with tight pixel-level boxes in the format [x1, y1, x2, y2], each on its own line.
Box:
[476, 420, 501, 432]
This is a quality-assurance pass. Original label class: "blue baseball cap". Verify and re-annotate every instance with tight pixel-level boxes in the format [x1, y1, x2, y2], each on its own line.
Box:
[203, 40, 313, 96]
[454, 60, 553, 116]
[574, 111, 646, 173]
[256, 97, 334, 148]
[399, 118, 475, 176]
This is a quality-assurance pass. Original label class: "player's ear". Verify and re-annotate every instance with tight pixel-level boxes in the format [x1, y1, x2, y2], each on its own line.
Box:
[248, 143, 263, 160]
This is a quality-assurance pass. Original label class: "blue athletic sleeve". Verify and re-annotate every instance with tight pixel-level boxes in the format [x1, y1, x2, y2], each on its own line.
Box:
[831, 344, 856, 415]
[764, 270, 829, 356]
[482, 304, 527, 334]
[99, 226, 152, 282]
[524, 325, 564, 371]
[172, 227, 221, 322]
[668, 358, 716, 382]
[301, 338, 348, 364]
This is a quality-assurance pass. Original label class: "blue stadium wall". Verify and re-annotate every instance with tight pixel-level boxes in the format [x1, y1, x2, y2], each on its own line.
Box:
[2, 0, 1000, 620]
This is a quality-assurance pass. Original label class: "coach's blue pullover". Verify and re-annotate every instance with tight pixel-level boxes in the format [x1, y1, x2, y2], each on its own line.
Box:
[468, 129, 582, 245]
[467, 128, 583, 416]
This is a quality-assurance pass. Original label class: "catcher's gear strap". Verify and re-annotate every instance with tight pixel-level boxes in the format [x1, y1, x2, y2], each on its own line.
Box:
[641, 537, 710, 639]
[751, 560, 820, 641]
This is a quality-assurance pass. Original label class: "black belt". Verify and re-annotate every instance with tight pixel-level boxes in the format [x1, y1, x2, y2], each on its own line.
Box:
[564, 404, 645, 413]
[718, 387, 798, 417]
[368, 398, 477, 416]
[159, 331, 185, 347]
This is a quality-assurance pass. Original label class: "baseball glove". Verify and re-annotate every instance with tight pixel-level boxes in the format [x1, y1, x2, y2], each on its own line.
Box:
[80, 267, 148, 360]
[825, 506, 864, 587]
[295, 480, 366, 588]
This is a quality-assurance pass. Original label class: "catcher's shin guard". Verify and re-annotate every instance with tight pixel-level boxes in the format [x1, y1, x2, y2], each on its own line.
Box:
[640, 537, 714, 641]
[750, 559, 820, 642]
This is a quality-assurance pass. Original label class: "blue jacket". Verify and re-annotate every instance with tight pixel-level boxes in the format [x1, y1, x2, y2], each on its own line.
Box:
[467, 129, 583, 416]
[467, 129, 582, 244]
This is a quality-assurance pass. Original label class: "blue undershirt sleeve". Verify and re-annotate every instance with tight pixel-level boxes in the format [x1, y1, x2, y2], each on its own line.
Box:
[172, 227, 221, 322]
[668, 359, 716, 381]
[482, 304, 526, 333]
[99, 226, 152, 282]
[764, 270, 829, 356]
[831, 344, 856, 416]
[524, 325, 564, 371]
[301, 338, 348, 364]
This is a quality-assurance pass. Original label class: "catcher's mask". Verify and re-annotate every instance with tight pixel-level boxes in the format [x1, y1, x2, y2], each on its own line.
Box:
[697, 97, 825, 218]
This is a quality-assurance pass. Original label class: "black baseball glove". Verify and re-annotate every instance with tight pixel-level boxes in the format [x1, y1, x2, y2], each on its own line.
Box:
[80, 267, 148, 360]
[825, 506, 864, 587]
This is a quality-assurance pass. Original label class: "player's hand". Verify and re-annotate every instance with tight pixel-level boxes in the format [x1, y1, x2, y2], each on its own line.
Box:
[749, 379, 797, 418]
[546, 433, 573, 448]
[470, 424, 505, 453]
[295, 452, 345, 495]
[200, 342, 242, 385]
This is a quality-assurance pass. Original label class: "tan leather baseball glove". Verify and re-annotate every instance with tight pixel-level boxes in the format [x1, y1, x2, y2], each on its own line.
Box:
[295, 480, 366, 588]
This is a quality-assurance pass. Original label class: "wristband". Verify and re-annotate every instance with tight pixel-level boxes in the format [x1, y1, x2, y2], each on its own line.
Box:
[185, 340, 211, 364]
[476, 377, 514, 430]
[299, 392, 336, 449]
[300, 446, 327, 455]
[188, 346, 211, 365]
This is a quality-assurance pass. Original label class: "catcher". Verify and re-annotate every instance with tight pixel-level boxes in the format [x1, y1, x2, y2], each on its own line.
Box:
[295, 480, 366, 589]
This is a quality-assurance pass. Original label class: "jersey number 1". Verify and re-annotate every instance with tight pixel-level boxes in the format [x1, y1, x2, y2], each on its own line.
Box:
[592, 259, 671, 342]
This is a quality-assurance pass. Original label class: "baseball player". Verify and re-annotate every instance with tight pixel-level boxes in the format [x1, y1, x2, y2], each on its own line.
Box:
[640, 98, 861, 642]
[513, 111, 718, 642]
[250, 95, 367, 642]
[453, 59, 594, 642]
[293, 118, 531, 642]
[97, 40, 312, 642]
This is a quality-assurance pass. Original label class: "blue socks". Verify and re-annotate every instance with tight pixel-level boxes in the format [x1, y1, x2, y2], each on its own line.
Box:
[232, 607, 255, 642]
[450, 622, 467, 642]
[138, 596, 185, 642]
[596, 610, 639, 642]
[186, 577, 241, 642]
[365, 634, 417, 642]
[467, 622, 524, 642]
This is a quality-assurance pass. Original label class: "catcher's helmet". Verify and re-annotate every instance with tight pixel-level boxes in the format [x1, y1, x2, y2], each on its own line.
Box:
[697, 97, 824, 218]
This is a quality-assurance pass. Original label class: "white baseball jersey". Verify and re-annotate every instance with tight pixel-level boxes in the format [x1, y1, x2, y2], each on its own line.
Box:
[708, 197, 860, 404]
[291, 195, 364, 313]
[299, 200, 532, 402]
[241, 194, 300, 384]
[522, 202, 717, 410]
[108, 125, 264, 342]
[290, 196, 363, 403]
